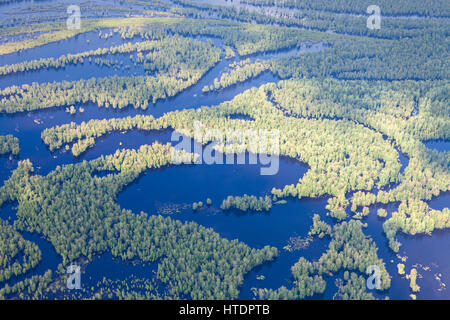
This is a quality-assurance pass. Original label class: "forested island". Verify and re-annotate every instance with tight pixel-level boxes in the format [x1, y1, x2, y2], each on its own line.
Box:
[0, 135, 19, 156]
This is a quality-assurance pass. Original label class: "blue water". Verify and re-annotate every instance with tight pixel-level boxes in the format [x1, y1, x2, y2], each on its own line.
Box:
[423, 140, 450, 153]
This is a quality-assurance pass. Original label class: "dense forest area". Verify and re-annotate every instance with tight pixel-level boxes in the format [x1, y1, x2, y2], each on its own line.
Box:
[203, 58, 270, 92]
[240, 0, 450, 17]
[0, 135, 19, 156]
[0, 221, 41, 284]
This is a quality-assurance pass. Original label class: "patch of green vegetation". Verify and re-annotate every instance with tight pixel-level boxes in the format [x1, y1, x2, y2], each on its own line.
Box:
[334, 272, 376, 300]
[0, 135, 19, 156]
[383, 200, 450, 252]
[220, 194, 272, 212]
[406, 268, 421, 293]
[0, 220, 41, 284]
[377, 208, 388, 218]
[0, 143, 278, 299]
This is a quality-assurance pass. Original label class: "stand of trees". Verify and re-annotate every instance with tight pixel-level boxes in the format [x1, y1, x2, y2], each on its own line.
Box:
[333, 272, 376, 300]
[122, 18, 337, 56]
[325, 195, 348, 220]
[308, 213, 332, 238]
[41, 115, 164, 154]
[269, 78, 449, 214]
[383, 199, 450, 252]
[52, 275, 163, 300]
[0, 36, 221, 113]
[0, 270, 53, 300]
[241, 0, 450, 17]
[0, 220, 42, 284]
[0, 135, 19, 156]
[406, 268, 420, 293]
[202, 59, 270, 92]
[220, 194, 272, 212]
[0, 17, 203, 55]
[0, 37, 200, 76]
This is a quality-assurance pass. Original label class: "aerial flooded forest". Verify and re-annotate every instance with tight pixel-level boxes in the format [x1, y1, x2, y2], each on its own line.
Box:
[0, 0, 448, 303]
